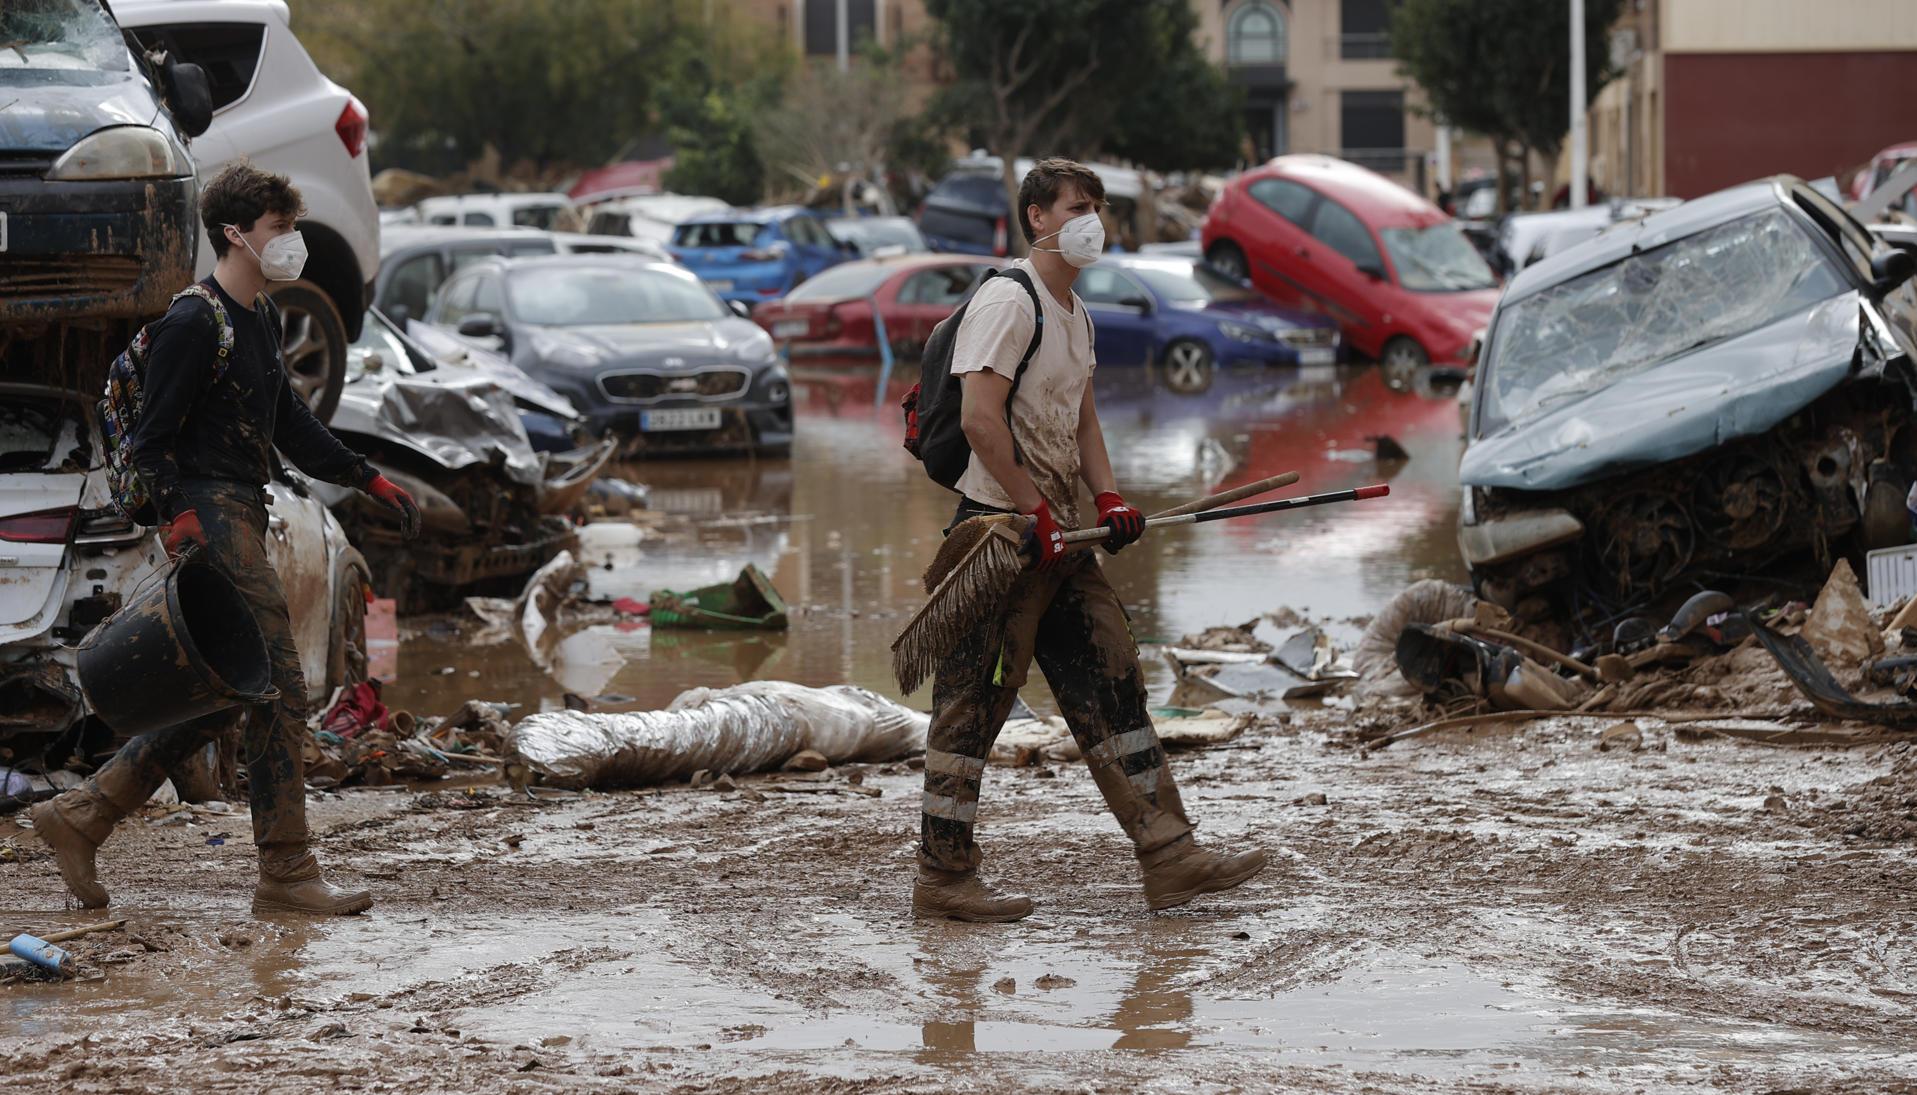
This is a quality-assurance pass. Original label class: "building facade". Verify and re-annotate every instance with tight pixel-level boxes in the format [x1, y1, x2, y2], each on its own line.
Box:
[1589, 0, 1917, 199]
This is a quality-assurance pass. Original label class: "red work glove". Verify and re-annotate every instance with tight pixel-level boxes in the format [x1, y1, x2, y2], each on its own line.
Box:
[1021, 499, 1068, 571]
[366, 474, 421, 540]
[1095, 491, 1145, 554]
[160, 508, 206, 559]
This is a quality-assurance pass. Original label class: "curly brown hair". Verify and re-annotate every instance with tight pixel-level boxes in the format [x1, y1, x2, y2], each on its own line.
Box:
[1017, 158, 1105, 243]
[200, 161, 306, 258]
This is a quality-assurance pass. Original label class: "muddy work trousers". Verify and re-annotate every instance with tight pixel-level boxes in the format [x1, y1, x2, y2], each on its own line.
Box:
[89, 479, 317, 876]
[920, 539, 1194, 874]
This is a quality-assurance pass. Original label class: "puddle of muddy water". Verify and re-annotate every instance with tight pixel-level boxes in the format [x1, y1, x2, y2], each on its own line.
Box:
[382, 364, 1467, 721]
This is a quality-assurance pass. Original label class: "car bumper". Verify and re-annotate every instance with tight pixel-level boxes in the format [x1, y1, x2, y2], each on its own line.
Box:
[1215, 338, 1342, 369]
[0, 175, 198, 323]
[585, 400, 794, 456]
[690, 264, 793, 304]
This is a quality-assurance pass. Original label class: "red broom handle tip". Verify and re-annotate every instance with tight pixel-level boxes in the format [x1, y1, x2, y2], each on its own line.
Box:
[1355, 484, 1390, 500]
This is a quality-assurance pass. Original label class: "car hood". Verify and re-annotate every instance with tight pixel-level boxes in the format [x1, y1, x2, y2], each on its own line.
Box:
[527, 319, 772, 370]
[403, 320, 581, 421]
[0, 75, 162, 154]
[1460, 294, 1863, 492]
[330, 370, 546, 488]
[1180, 298, 1336, 330]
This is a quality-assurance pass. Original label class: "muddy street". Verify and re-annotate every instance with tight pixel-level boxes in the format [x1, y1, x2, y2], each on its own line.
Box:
[6, 363, 1916, 1092]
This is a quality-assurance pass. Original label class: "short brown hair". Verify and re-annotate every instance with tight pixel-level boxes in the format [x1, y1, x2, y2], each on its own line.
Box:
[200, 161, 305, 258]
[1017, 158, 1105, 243]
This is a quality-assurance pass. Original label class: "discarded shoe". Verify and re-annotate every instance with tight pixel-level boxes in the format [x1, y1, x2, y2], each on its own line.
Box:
[253, 873, 374, 916]
[1139, 839, 1267, 912]
[912, 867, 1033, 923]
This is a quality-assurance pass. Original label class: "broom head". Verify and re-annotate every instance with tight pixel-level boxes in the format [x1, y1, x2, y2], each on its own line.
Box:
[892, 514, 1030, 693]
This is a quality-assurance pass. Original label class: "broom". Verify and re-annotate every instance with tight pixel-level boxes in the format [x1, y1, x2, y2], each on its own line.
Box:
[892, 483, 1391, 692]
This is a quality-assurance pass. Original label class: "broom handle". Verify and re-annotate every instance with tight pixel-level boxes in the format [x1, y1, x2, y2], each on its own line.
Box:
[1146, 471, 1299, 520]
[1063, 484, 1390, 544]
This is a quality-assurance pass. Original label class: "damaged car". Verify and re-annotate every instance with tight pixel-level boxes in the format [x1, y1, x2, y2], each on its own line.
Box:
[1459, 175, 1917, 624]
[321, 309, 617, 611]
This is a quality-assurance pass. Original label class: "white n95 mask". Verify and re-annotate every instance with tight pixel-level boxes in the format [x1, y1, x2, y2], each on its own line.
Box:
[1033, 212, 1105, 268]
[228, 224, 309, 281]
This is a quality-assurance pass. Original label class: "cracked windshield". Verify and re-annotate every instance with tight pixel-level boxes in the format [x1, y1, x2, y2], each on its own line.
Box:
[5, 1, 1917, 1093]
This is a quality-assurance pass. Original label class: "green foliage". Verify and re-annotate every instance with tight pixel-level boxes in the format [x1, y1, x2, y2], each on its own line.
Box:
[662, 86, 770, 206]
[1391, 0, 1624, 158]
[302, 0, 787, 177]
[925, 0, 1240, 171]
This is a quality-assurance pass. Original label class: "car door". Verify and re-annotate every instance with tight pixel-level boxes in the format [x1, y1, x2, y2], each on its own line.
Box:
[1242, 178, 1322, 312]
[788, 215, 841, 280]
[1298, 196, 1390, 341]
[894, 264, 984, 345]
[376, 250, 445, 328]
[1075, 267, 1156, 366]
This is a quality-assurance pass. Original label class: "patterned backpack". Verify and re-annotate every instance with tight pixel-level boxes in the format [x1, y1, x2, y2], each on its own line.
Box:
[99, 284, 238, 523]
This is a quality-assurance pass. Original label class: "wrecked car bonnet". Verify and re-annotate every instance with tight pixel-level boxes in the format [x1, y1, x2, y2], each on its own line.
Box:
[1459, 294, 1861, 491]
[0, 79, 161, 154]
[330, 371, 545, 488]
[402, 320, 581, 422]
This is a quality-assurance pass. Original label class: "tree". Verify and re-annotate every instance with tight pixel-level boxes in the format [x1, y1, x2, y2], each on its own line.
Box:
[1391, 0, 1622, 211]
[925, 0, 1241, 253]
[752, 42, 943, 207]
[662, 86, 771, 206]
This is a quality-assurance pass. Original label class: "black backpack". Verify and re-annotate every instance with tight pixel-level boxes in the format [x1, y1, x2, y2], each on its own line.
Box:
[900, 267, 1043, 490]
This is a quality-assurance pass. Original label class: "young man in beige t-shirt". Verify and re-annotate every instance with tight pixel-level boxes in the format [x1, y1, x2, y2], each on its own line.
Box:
[914, 159, 1268, 922]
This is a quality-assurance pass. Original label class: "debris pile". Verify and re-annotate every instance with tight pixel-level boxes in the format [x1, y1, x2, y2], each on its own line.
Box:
[307, 684, 511, 789]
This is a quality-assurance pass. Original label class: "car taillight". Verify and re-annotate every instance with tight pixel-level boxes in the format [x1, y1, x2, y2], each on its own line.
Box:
[0, 507, 76, 544]
[336, 99, 368, 158]
[993, 217, 1008, 257]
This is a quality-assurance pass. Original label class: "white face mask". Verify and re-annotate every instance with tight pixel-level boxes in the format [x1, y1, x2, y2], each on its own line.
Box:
[227, 224, 308, 281]
[1032, 212, 1105, 268]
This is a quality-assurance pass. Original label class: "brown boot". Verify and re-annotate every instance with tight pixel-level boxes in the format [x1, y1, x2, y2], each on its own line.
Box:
[254, 850, 372, 916]
[1138, 838, 1268, 912]
[913, 867, 1033, 923]
[28, 787, 123, 909]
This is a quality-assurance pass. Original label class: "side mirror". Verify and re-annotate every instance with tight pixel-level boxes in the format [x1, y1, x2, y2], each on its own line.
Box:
[457, 313, 501, 339]
[161, 58, 214, 138]
[1356, 262, 1388, 282]
[1872, 249, 1916, 295]
[728, 300, 752, 319]
[1116, 295, 1154, 313]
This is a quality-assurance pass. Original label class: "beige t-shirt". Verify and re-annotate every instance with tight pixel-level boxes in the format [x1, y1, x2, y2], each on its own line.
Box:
[948, 260, 1097, 528]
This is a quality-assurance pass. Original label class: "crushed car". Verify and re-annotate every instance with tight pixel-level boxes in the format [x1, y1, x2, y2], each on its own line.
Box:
[319, 309, 617, 611]
[1458, 175, 1917, 626]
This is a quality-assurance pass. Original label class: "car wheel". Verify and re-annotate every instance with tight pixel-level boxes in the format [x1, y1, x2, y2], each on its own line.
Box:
[1380, 336, 1429, 392]
[266, 279, 348, 424]
[1206, 240, 1248, 281]
[1161, 339, 1215, 395]
[326, 558, 371, 692]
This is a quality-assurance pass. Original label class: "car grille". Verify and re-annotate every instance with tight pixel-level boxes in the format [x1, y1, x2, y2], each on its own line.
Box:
[1278, 326, 1338, 349]
[0, 154, 55, 179]
[599, 367, 750, 402]
[0, 257, 144, 298]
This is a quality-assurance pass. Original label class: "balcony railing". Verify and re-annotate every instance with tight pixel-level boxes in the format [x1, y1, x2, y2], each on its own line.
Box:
[1339, 32, 1392, 60]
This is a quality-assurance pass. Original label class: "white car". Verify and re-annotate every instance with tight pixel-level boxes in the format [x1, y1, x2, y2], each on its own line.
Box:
[0, 383, 371, 767]
[117, 0, 381, 425]
[415, 193, 578, 232]
[583, 194, 733, 247]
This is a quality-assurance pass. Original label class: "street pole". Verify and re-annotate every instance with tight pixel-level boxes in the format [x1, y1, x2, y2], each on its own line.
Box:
[1570, 0, 1589, 208]
[1435, 124, 1453, 196]
[836, 0, 850, 74]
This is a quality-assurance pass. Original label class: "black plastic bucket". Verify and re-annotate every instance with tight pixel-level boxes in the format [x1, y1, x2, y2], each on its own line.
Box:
[76, 553, 275, 736]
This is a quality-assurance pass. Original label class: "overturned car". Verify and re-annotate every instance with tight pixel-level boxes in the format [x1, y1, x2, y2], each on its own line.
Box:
[1459, 176, 1917, 623]
[321, 310, 616, 611]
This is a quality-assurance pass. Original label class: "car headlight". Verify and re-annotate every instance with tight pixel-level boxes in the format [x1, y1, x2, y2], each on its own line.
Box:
[1219, 321, 1265, 344]
[757, 365, 790, 404]
[49, 126, 190, 180]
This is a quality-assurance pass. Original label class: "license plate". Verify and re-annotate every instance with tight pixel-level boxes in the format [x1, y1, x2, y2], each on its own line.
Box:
[1297, 347, 1335, 365]
[641, 408, 722, 432]
[704, 279, 734, 292]
[773, 320, 809, 338]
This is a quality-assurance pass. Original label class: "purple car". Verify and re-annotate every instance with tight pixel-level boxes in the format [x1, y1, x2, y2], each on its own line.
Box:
[1077, 254, 1343, 394]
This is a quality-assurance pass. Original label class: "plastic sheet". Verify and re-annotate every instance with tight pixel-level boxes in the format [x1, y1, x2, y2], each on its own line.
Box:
[507, 681, 929, 789]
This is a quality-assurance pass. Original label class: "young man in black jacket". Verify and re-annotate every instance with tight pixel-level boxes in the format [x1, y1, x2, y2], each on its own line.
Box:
[33, 163, 419, 916]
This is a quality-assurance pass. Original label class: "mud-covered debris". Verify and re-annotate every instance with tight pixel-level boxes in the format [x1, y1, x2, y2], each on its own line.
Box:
[781, 749, 829, 773]
[1355, 581, 1479, 699]
[1598, 722, 1643, 752]
[1803, 560, 1882, 668]
[992, 977, 1016, 995]
[1295, 792, 1328, 806]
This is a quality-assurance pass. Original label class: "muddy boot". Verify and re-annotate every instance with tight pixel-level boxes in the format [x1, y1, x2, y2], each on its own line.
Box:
[1138, 837, 1268, 912]
[913, 867, 1033, 923]
[254, 849, 373, 916]
[28, 754, 155, 909]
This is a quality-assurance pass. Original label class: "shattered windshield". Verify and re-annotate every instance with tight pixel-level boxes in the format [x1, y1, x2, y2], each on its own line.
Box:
[1380, 225, 1498, 291]
[0, 397, 80, 472]
[1479, 207, 1848, 436]
[510, 267, 728, 326]
[0, 0, 131, 85]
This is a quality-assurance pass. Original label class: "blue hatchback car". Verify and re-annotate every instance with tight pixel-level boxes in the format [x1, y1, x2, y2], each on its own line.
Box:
[670, 206, 857, 305]
[1076, 256, 1343, 394]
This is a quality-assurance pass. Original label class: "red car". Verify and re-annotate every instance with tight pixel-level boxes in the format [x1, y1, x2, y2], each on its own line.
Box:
[1201, 155, 1500, 371]
[752, 254, 1003, 359]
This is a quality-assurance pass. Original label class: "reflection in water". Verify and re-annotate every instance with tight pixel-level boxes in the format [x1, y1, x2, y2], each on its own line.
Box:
[383, 362, 1469, 718]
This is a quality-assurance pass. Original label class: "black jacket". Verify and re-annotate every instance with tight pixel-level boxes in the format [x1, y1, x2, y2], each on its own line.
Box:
[129, 277, 371, 520]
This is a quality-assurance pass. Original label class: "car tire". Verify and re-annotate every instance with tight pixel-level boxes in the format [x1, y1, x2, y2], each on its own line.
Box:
[1206, 240, 1249, 281]
[1861, 476, 1912, 551]
[326, 557, 371, 693]
[266, 279, 348, 424]
[1380, 336, 1430, 392]
[1160, 338, 1215, 395]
